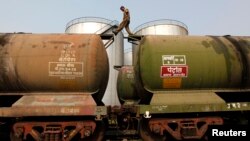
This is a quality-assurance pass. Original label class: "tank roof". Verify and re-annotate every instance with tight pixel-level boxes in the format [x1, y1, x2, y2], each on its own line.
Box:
[65, 17, 118, 31]
[134, 19, 188, 33]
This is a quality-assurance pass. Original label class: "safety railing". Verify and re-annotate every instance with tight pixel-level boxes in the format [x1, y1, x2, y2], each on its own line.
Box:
[65, 17, 118, 32]
[95, 20, 118, 34]
[133, 19, 188, 33]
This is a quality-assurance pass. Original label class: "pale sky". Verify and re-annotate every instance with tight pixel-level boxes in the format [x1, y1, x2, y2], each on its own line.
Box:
[0, 0, 249, 36]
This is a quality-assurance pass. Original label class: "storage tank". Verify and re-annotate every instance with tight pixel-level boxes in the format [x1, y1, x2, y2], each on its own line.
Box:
[124, 48, 133, 65]
[65, 17, 124, 105]
[0, 33, 108, 104]
[133, 19, 188, 35]
[132, 19, 188, 65]
[135, 35, 250, 103]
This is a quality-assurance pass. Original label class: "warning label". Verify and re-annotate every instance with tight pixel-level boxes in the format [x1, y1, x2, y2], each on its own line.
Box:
[49, 62, 83, 77]
[162, 55, 186, 65]
[48, 43, 84, 79]
[161, 55, 188, 88]
[161, 65, 188, 77]
[163, 77, 182, 88]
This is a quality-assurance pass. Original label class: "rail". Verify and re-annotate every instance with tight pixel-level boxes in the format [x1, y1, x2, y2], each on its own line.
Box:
[95, 20, 118, 34]
[65, 17, 118, 32]
[133, 19, 188, 33]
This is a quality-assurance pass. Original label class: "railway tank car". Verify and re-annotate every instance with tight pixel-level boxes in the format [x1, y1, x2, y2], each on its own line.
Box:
[0, 32, 249, 141]
[0, 33, 108, 97]
[0, 33, 109, 141]
[118, 35, 250, 140]
[134, 35, 250, 102]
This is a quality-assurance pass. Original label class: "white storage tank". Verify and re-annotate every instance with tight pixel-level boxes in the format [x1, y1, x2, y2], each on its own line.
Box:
[124, 47, 133, 65]
[133, 19, 188, 35]
[131, 19, 189, 65]
[65, 17, 124, 106]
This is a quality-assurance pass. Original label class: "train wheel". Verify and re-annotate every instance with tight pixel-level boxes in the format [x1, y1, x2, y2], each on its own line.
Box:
[139, 119, 167, 141]
[80, 121, 105, 141]
[10, 132, 22, 141]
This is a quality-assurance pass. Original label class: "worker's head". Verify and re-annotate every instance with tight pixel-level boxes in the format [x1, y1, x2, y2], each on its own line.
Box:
[120, 6, 125, 11]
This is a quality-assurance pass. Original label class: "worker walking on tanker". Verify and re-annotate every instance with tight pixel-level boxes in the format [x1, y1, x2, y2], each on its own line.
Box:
[113, 6, 133, 35]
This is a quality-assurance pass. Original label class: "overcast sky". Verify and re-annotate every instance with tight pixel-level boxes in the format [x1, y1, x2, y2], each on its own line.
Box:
[0, 0, 249, 36]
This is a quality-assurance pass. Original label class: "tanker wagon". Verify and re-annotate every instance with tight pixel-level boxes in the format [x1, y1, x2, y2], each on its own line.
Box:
[117, 35, 250, 140]
[0, 33, 109, 141]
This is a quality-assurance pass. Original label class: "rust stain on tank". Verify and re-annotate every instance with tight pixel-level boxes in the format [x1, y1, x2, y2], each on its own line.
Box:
[78, 43, 86, 48]
[0, 34, 108, 104]
[13, 95, 96, 106]
[0, 34, 10, 46]
[48, 41, 73, 45]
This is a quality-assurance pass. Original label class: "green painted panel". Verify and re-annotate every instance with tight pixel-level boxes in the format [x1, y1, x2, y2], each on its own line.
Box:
[138, 102, 250, 114]
[138, 35, 244, 91]
[150, 92, 225, 105]
[117, 66, 140, 103]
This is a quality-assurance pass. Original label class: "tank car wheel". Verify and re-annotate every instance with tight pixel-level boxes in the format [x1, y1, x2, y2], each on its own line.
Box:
[79, 121, 105, 141]
[10, 132, 23, 141]
[139, 119, 167, 141]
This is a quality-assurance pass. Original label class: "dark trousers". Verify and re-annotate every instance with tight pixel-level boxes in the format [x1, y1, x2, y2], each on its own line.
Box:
[116, 20, 133, 35]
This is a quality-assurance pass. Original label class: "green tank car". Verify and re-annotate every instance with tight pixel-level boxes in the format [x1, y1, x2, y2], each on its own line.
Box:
[119, 35, 250, 140]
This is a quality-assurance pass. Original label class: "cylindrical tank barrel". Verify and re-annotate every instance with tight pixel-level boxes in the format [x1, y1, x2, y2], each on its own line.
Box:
[117, 66, 140, 104]
[0, 33, 109, 97]
[136, 35, 250, 92]
[66, 17, 123, 106]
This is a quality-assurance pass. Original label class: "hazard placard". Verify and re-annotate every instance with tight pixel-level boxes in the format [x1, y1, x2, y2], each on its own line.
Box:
[161, 65, 188, 77]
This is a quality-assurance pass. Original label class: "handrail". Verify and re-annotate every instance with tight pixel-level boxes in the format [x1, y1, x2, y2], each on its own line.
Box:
[65, 17, 118, 32]
[95, 20, 118, 34]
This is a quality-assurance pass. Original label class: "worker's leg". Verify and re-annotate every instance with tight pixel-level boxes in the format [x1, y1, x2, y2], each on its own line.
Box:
[125, 26, 133, 35]
[115, 20, 126, 33]
[125, 21, 133, 35]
